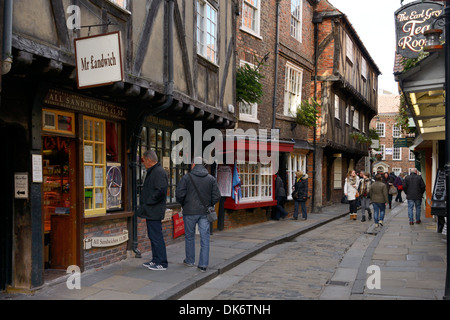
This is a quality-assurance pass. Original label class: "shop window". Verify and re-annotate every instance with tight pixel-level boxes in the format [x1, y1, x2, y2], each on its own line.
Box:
[138, 125, 189, 204]
[237, 163, 273, 202]
[42, 109, 75, 136]
[83, 116, 107, 217]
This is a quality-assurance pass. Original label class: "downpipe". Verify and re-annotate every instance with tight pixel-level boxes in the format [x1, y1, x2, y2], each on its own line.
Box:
[2, 0, 13, 75]
[131, 0, 174, 258]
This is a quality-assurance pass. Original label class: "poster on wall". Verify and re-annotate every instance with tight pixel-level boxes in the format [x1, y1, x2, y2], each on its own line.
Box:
[395, 1, 444, 58]
[217, 166, 232, 197]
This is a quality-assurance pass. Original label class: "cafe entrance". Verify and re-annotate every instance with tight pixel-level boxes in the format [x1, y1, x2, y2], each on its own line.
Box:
[42, 134, 78, 270]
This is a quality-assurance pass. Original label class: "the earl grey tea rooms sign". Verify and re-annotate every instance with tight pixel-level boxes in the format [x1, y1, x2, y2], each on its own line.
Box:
[395, 1, 444, 58]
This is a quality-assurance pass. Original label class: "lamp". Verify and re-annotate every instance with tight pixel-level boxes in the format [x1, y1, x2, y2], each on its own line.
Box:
[424, 29, 443, 52]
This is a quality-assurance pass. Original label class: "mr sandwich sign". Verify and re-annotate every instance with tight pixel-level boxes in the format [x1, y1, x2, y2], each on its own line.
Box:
[74, 31, 124, 89]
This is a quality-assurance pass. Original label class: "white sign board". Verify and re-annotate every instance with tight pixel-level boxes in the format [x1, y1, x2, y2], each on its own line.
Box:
[83, 230, 129, 250]
[15, 173, 28, 199]
[74, 31, 123, 89]
[217, 166, 232, 197]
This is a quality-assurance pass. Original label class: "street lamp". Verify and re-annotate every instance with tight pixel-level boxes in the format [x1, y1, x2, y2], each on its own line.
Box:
[423, 1, 450, 300]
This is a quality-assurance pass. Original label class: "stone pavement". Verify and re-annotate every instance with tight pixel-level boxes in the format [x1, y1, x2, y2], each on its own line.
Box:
[1, 200, 447, 300]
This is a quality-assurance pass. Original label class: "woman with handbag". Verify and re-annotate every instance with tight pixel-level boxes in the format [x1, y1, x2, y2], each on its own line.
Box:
[394, 173, 404, 203]
[292, 171, 308, 220]
[344, 170, 360, 219]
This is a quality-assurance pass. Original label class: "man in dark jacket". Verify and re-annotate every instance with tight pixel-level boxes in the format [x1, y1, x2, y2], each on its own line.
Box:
[403, 168, 426, 225]
[138, 150, 169, 270]
[176, 157, 221, 272]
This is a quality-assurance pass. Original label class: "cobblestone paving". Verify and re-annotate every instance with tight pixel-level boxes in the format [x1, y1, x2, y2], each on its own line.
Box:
[211, 217, 369, 300]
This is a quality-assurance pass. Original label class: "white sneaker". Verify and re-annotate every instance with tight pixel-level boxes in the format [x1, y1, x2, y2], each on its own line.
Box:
[375, 223, 379, 227]
[379, 220, 383, 226]
[148, 264, 167, 271]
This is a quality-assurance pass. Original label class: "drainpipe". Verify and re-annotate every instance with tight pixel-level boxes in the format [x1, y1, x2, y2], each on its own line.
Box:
[2, 0, 13, 75]
[312, 10, 322, 213]
[131, 0, 174, 258]
[271, 0, 280, 130]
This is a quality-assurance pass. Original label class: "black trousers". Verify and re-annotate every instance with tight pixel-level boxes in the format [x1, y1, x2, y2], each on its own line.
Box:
[349, 199, 358, 214]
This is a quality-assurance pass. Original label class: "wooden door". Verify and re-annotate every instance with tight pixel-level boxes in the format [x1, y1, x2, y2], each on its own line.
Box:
[43, 136, 78, 269]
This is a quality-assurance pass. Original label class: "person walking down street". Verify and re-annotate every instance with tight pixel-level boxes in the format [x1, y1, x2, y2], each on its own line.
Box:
[394, 172, 405, 203]
[403, 168, 426, 225]
[138, 150, 169, 271]
[274, 174, 289, 220]
[176, 157, 221, 272]
[344, 170, 360, 218]
[383, 172, 395, 209]
[358, 172, 372, 222]
[292, 171, 308, 220]
[369, 174, 388, 227]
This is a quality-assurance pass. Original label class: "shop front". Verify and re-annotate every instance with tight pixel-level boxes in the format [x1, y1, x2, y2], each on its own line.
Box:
[37, 87, 132, 277]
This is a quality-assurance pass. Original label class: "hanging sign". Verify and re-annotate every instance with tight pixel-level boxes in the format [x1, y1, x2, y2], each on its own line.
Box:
[74, 31, 124, 89]
[395, 1, 444, 58]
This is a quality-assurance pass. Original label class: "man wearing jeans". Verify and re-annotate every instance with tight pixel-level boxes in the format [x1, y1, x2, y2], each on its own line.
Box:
[137, 150, 169, 271]
[403, 168, 426, 225]
[176, 158, 221, 272]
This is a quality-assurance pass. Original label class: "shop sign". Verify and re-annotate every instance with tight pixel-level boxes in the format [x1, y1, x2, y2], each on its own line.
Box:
[44, 88, 126, 121]
[83, 230, 129, 250]
[74, 31, 123, 89]
[395, 1, 444, 58]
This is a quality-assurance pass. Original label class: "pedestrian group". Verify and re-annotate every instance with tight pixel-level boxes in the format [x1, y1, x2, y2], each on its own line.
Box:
[137, 150, 425, 272]
[344, 168, 425, 227]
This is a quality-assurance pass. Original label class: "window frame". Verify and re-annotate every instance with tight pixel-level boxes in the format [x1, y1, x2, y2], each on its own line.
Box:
[284, 62, 304, 117]
[353, 108, 359, 130]
[237, 162, 273, 203]
[83, 116, 107, 217]
[239, 60, 259, 123]
[197, 0, 218, 64]
[392, 146, 402, 161]
[376, 122, 386, 137]
[333, 157, 342, 189]
[290, 0, 303, 42]
[393, 124, 402, 138]
[241, 0, 261, 37]
[334, 94, 340, 120]
[346, 33, 353, 63]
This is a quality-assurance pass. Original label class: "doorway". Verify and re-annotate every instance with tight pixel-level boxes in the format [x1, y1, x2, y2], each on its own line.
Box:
[42, 136, 78, 271]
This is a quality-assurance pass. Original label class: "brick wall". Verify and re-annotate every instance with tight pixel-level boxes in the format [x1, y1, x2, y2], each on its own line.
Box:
[370, 114, 416, 175]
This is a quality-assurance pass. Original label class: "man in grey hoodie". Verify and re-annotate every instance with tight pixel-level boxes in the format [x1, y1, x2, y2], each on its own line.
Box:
[176, 157, 221, 272]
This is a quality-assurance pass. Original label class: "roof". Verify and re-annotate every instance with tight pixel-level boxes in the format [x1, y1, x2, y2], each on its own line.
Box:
[321, 0, 382, 75]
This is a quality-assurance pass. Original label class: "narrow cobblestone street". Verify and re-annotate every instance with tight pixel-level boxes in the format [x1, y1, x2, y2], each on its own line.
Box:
[180, 214, 370, 300]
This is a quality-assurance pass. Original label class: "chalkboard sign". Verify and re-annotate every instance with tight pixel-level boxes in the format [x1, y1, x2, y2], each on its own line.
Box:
[431, 168, 446, 217]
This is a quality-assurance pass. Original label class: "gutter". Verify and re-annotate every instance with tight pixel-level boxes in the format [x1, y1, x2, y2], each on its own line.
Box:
[131, 0, 174, 258]
[2, 0, 13, 75]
